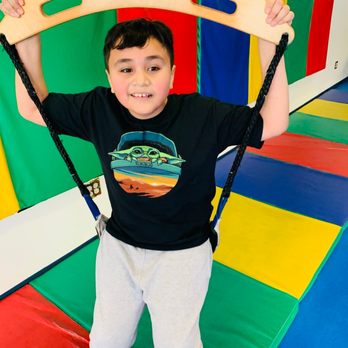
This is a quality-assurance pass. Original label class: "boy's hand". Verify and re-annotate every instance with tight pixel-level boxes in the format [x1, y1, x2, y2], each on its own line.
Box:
[265, 0, 294, 27]
[0, 0, 25, 18]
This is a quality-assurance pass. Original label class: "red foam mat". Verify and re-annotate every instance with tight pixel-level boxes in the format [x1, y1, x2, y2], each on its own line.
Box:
[0, 285, 89, 348]
[248, 132, 348, 178]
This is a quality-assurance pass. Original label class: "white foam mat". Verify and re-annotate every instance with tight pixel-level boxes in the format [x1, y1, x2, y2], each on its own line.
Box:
[0, 176, 111, 298]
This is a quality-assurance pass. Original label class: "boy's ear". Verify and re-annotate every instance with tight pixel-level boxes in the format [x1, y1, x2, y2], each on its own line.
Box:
[170, 65, 176, 89]
[105, 69, 114, 93]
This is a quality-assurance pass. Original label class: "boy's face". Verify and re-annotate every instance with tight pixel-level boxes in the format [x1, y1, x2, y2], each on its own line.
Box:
[106, 37, 176, 120]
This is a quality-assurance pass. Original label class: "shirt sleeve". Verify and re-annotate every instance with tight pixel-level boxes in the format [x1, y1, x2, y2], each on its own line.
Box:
[213, 100, 264, 153]
[42, 89, 98, 141]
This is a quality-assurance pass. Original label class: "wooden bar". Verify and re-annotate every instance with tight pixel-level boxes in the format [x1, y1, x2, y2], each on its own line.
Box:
[0, 0, 294, 44]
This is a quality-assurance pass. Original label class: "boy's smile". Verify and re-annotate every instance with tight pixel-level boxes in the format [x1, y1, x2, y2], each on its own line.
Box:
[106, 37, 176, 120]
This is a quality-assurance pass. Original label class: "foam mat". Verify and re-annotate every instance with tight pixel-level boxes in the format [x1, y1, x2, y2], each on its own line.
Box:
[212, 189, 341, 299]
[281, 225, 348, 347]
[288, 112, 348, 145]
[0, 284, 89, 347]
[247, 132, 348, 177]
[31, 240, 98, 330]
[215, 151, 348, 225]
[319, 89, 348, 103]
[299, 99, 348, 122]
[333, 78, 348, 92]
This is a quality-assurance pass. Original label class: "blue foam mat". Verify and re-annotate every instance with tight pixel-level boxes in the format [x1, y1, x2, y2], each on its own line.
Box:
[319, 89, 348, 103]
[215, 152, 348, 225]
[280, 225, 348, 347]
[333, 78, 348, 92]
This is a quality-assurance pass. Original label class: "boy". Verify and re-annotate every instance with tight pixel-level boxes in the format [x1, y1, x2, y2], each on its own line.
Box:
[1, 1, 294, 347]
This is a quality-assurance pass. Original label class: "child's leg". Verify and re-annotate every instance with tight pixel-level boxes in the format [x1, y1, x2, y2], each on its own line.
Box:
[143, 240, 213, 348]
[89, 231, 145, 348]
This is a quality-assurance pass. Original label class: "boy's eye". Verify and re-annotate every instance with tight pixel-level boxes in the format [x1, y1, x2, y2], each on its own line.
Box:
[120, 68, 132, 73]
[148, 66, 160, 72]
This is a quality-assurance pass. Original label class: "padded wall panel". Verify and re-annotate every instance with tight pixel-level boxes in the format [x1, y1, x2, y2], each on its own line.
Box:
[0, 10, 116, 209]
[285, 0, 314, 83]
[0, 138, 19, 219]
[200, 0, 249, 105]
[306, 0, 334, 75]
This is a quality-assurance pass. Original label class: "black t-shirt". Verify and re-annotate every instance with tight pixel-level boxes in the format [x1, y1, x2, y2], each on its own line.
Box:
[43, 87, 263, 250]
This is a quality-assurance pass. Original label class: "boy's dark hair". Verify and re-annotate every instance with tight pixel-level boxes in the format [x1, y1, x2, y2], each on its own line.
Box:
[104, 18, 174, 70]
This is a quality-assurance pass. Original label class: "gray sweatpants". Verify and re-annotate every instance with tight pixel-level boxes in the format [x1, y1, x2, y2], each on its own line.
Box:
[89, 231, 213, 348]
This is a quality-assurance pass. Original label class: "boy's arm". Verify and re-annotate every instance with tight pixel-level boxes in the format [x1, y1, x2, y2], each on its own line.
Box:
[258, 0, 294, 141]
[15, 34, 48, 126]
[258, 39, 288, 141]
[0, 0, 47, 125]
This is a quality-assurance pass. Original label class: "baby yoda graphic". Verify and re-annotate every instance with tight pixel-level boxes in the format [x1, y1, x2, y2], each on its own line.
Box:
[109, 145, 185, 168]
[109, 131, 186, 197]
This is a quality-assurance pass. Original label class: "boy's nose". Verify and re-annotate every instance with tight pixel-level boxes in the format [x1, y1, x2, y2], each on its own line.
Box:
[133, 71, 150, 86]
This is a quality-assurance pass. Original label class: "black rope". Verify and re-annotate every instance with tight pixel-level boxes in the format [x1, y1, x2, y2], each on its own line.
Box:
[222, 33, 289, 198]
[0, 34, 99, 217]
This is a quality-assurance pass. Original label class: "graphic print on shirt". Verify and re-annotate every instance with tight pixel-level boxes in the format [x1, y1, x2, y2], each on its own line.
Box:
[109, 131, 185, 198]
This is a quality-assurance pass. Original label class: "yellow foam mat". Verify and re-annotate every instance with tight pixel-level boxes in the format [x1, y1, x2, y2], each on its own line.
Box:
[299, 99, 348, 121]
[0, 137, 19, 219]
[212, 188, 340, 299]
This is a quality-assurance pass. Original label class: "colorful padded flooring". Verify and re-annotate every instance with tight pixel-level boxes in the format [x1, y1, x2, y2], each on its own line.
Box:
[1, 79, 348, 347]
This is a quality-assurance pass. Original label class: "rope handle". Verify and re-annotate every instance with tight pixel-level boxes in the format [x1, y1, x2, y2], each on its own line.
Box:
[0, 0, 294, 45]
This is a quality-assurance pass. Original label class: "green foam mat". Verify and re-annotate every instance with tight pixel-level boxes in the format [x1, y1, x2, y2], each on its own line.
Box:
[133, 262, 299, 347]
[31, 241, 298, 347]
[288, 112, 348, 145]
[200, 263, 298, 347]
[31, 240, 98, 330]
